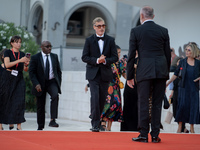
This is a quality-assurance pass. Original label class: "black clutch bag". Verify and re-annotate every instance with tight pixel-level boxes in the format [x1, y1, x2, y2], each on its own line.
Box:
[163, 94, 170, 109]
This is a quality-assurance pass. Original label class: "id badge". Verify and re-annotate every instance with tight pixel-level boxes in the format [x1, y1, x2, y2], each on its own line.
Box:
[11, 70, 18, 76]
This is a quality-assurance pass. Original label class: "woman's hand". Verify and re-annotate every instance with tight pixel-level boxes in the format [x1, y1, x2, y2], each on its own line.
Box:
[20, 56, 30, 63]
[35, 84, 42, 92]
[127, 79, 134, 88]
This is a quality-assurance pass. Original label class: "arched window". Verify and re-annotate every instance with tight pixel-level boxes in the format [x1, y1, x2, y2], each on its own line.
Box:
[32, 6, 43, 45]
[66, 6, 107, 47]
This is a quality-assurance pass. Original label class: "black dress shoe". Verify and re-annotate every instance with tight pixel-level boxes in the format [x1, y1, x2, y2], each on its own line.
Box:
[49, 119, 59, 127]
[152, 137, 161, 143]
[91, 127, 99, 132]
[100, 125, 106, 131]
[132, 135, 148, 143]
[37, 128, 43, 130]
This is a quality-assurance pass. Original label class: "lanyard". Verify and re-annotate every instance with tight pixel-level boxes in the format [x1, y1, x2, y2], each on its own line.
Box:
[12, 49, 20, 69]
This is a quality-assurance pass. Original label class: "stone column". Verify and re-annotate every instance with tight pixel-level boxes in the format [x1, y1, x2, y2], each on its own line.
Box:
[115, 2, 133, 50]
[20, 0, 30, 28]
[42, 0, 65, 47]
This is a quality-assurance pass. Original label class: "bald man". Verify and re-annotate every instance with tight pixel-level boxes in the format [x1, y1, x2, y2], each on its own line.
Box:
[29, 41, 62, 130]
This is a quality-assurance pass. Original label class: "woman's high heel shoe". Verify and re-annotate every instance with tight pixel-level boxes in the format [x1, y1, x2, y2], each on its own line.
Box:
[16, 128, 22, 130]
[9, 126, 14, 130]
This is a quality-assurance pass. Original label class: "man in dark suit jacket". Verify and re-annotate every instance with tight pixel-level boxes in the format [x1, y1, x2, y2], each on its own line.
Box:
[82, 17, 118, 132]
[29, 41, 62, 130]
[127, 6, 171, 142]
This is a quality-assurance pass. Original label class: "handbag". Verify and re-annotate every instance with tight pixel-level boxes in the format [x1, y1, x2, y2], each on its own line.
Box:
[163, 94, 170, 109]
[164, 105, 173, 124]
[113, 63, 124, 89]
[119, 81, 124, 89]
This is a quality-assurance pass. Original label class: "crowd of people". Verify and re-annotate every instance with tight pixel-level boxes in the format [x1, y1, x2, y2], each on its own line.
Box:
[81, 6, 200, 144]
[0, 5, 200, 144]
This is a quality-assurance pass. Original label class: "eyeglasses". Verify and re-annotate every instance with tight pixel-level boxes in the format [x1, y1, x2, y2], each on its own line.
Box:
[44, 45, 52, 49]
[95, 24, 106, 29]
[185, 48, 191, 51]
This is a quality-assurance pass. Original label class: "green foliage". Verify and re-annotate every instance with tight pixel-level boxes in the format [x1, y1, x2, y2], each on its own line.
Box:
[0, 22, 39, 112]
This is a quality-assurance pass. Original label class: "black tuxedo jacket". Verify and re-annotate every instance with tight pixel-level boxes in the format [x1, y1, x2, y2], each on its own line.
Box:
[29, 52, 62, 96]
[82, 34, 118, 82]
[127, 21, 171, 82]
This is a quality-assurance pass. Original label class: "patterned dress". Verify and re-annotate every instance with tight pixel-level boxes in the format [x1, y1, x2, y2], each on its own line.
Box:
[101, 59, 126, 121]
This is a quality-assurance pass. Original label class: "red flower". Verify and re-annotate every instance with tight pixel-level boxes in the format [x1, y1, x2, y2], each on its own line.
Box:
[180, 67, 183, 70]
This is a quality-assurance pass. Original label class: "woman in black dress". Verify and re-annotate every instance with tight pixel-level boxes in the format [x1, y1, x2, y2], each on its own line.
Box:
[0, 36, 30, 130]
[0, 49, 6, 130]
[121, 52, 138, 131]
[167, 43, 200, 133]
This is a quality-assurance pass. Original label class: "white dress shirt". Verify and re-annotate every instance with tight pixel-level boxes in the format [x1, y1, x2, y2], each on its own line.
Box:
[142, 19, 153, 24]
[96, 34, 106, 64]
[96, 34, 104, 54]
[41, 51, 54, 80]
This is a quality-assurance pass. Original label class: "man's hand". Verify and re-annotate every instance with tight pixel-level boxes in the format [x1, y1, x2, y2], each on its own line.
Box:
[194, 77, 200, 82]
[35, 84, 42, 92]
[85, 85, 88, 93]
[98, 55, 106, 64]
[127, 79, 134, 88]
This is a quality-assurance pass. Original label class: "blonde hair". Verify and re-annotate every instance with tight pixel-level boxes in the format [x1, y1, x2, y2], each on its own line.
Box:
[185, 43, 199, 58]
[92, 17, 105, 25]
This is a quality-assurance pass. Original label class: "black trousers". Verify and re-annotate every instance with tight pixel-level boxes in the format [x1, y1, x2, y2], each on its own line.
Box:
[36, 79, 59, 129]
[137, 79, 166, 138]
[88, 73, 109, 128]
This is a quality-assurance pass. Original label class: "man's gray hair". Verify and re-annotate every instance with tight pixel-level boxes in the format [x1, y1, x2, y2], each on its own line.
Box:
[92, 17, 105, 25]
[141, 6, 154, 19]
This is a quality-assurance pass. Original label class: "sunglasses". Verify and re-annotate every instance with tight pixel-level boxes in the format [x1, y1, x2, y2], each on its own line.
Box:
[44, 45, 52, 49]
[185, 48, 191, 51]
[95, 24, 106, 29]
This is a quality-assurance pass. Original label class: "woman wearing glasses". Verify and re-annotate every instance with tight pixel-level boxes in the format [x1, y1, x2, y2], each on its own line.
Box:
[166, 43, 200, 133]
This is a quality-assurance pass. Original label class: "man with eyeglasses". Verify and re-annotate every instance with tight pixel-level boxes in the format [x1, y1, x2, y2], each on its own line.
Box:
[29, 40, 62, 130]
[82, 17, 118, 132]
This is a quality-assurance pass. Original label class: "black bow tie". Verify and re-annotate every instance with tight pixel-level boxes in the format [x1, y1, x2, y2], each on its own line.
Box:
[97, 36, 104, 41]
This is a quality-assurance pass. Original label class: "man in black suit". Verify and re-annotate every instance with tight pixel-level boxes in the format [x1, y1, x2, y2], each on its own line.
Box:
[82, 17, 118, 132]
[126, 6, 171, 142]
[29, 41, 62, 130]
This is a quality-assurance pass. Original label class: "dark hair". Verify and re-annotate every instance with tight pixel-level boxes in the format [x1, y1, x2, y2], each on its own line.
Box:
[116, 45, 121, 50]
[10, 35, 22, 47]
[0, 48, 7, 63]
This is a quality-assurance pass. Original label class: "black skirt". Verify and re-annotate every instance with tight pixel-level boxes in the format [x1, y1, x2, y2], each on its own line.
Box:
[0, 70, 26, 124]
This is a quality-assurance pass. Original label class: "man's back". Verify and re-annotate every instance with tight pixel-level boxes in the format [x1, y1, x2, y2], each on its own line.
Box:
[128, 21, 171, 82]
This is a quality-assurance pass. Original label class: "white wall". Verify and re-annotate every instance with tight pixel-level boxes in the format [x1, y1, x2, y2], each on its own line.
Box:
[45, 71, 91, 122]
[162, 0, 200, 53]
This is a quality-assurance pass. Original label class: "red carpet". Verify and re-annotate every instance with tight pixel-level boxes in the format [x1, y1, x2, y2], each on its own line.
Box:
[0, 131, 199, 150]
